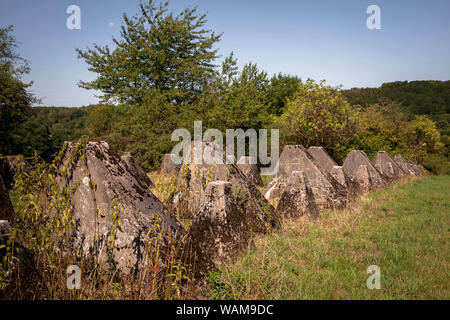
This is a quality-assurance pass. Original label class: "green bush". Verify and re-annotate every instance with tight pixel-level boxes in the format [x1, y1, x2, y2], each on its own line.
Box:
[422, 153, 450, 175]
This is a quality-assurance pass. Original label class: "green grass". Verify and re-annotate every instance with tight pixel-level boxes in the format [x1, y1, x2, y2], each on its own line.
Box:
[208, 176, 450, 299]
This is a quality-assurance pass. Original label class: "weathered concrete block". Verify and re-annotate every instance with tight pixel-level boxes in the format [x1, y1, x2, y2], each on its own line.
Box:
[330, 165, 347, 187]
[393, 154, 416, 176]
[342, 150, 385, 190]
[189, 181, 250, 265]
[307, 147, 338, 173]
[178, 141, 278, 234]
[354, 165, 371, 193]
[160, 153, 181, 175]
[307, 146, 357, 194]
[0, 219, 11, 239]
[266, 145, 347, 211]
[373, 151, 406, 181]
[0, 219, 47, 299]
[408, 160, 424, 176]
[61, 141, 197, 276]
[237, 156, 263, 187]
[264, 175, 288, 208]
[121, 152, 154, 188]
[275, 171, 319, 219]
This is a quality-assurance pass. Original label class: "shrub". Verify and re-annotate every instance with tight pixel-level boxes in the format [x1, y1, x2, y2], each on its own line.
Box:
[278, 79, 360, 162]
[422, 153, 450, 175]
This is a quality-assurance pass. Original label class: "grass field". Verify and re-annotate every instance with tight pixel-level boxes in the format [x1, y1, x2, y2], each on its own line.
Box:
[208, 175, 450, 300]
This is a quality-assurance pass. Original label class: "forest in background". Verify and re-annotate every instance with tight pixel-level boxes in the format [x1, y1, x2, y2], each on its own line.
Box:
[3, 79, 448, 175]
[342, 80, 450, 156]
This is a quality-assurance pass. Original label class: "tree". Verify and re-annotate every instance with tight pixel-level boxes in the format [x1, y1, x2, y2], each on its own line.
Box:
[0, 25, 38, 156]
[407, 115, 443, 161]
[200, 60, 272, 132]
[219, 51, 239, 89]
[86, 104, 115, 138]
[349, 103, 443, 162]
[350, 102, 412, 159]
[278, 79, 359, 161]
[267, 73, 302, 116]
[76, 0, 221, 105]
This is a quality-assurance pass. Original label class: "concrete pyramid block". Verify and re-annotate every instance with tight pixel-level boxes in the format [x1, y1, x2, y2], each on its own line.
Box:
[275, 171, 319, 219]
[330, 165, 347, 187]
[342, 150, 385, 190]
[393, 155, 418, 176]
[61, 141, 199, 275]
[160, 153, 181, 175]
[307, 146, 354, 191]
[178, 141, 278, 233]
[0, 219, 43, 299]
[373, 151, 406, 181]
[188, 181, 250, 265]
[121, 152, 154, 188]
[266, 145, 347, 211]
[354, 165, 371, 193]
[237, 156, 264, 187]
[307, 147, 339, 173]
[408, 160, 424, 176]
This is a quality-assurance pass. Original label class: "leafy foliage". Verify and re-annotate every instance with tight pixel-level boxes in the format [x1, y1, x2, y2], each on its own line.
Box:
[201, 60, 272, 132]
[85, 91, 179, 171]
[5, 106, 89, 160]
[406, 115, 443, 161]
[421, 153, 450, 175]
[0, 25, 38, 156]
[348, 102, 413, 160]
[343, 80, 450, 161]
[76, 0, 221, 105]
[267, 73, 302, 116]
[343, 80, 450, 115]
[278, 79, 360, 161]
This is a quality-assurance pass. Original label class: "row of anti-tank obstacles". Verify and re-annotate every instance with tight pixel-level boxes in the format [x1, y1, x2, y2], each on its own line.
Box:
[0, 141, 424, 282]
[159, 143, 423, 266]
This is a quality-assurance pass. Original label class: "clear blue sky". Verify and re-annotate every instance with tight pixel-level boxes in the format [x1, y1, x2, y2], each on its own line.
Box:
[1, 0, 449, 107]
